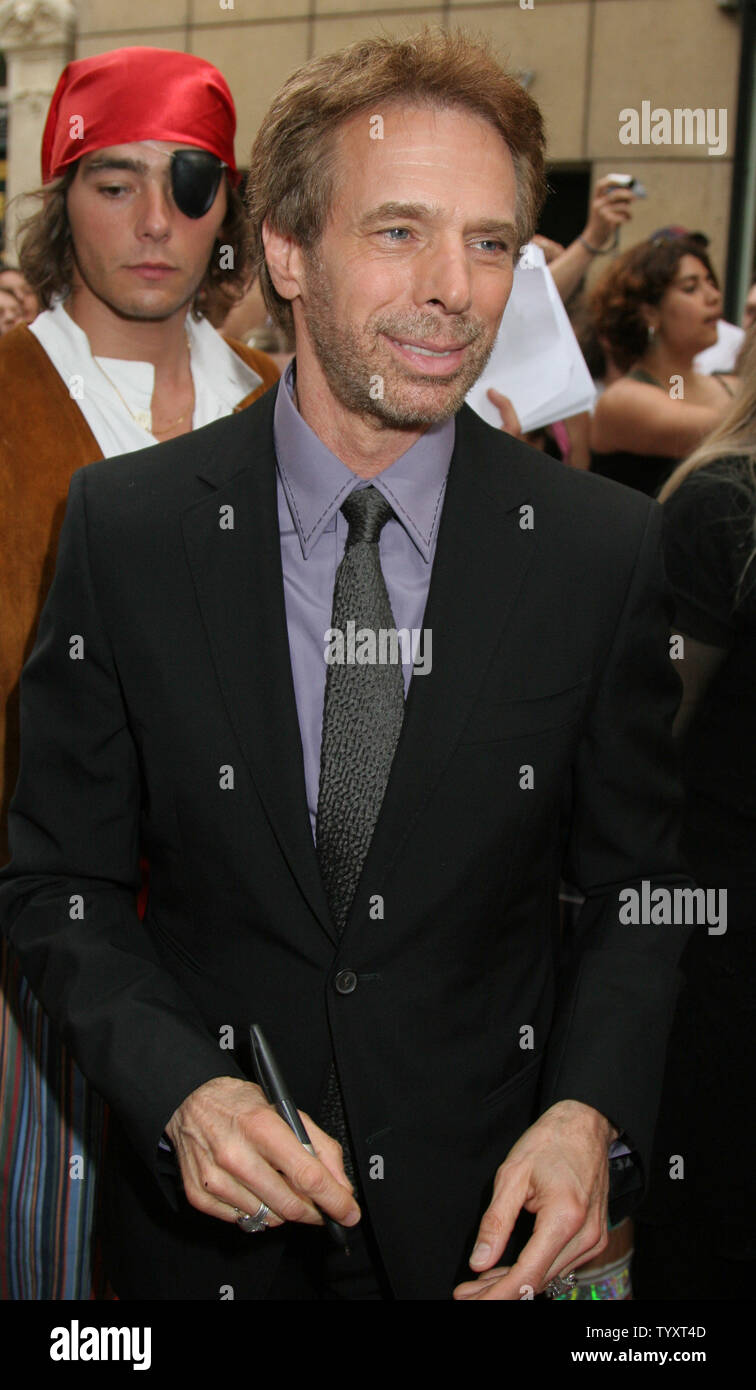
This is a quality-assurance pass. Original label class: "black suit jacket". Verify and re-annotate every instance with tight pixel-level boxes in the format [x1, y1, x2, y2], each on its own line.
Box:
[0, 388, 691, 1299]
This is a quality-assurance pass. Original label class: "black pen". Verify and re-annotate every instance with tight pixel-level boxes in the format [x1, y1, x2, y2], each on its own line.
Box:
[249, 1023, 355, 1254]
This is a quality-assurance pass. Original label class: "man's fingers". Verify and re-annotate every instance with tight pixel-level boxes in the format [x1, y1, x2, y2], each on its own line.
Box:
[297, 1111, 354, 1190]
[178, 1134, 319, 1225]
[469, 1163, 530, 1270]
[492, 1216, 606, 1299]
[539, 1216, 607, 1288]
[453, 1266, 513, 1299]
[196, 1146, 329, 1226]
[484, 1200, 596, 1298]
[240, 1108, 360, 1224]
[167, 1078, 360, 1231]
[185, 1176, 286, 1229]
[459, 1100, 614, 1297]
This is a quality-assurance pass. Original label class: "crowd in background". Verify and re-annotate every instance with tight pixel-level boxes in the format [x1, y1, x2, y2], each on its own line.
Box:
[0, 39, 754, 1304]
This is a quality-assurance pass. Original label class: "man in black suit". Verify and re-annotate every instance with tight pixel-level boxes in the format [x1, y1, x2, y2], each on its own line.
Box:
[0, 31, 691, 1301]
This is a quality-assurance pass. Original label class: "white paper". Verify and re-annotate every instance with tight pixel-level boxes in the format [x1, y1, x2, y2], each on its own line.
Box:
[466, 243, 596, 434]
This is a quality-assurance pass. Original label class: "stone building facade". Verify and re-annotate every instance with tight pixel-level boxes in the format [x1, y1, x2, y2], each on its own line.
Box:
[0, 0, 747, 303]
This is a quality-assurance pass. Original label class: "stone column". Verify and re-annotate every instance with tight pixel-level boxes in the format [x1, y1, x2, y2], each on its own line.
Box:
[0, 0, 75, 257]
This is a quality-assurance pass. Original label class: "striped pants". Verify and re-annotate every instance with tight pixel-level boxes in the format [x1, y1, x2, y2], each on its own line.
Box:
[0, 937, 106, 1300]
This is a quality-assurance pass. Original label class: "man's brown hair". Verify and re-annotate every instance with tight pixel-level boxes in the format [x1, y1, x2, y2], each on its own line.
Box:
[246, 27, 547, 334]
[15, 166, 251, 322]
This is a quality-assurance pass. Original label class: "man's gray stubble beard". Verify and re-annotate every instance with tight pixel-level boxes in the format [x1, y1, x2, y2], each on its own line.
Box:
[300, 252, 499, 428]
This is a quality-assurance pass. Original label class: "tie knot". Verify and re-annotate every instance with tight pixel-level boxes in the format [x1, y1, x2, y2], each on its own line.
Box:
[341, 486, 395, 545]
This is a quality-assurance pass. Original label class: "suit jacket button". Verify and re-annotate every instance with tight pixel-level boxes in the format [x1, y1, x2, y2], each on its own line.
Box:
[334, 970, 357, 994]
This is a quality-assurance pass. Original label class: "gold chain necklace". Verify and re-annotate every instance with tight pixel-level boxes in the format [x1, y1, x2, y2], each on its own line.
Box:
[92, 327, 194, 435]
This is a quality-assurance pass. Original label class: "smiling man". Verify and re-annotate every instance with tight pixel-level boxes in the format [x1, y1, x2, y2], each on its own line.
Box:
[285, 108, 517, 441]
[0, 47, 278, 1300]
[1, 30, 692, 1301]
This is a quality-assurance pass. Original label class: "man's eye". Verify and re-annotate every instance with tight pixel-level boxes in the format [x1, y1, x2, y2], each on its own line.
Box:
[475, 239, 509, 254]
[381, 227, 411, 241]
[98, 184, 131, 198]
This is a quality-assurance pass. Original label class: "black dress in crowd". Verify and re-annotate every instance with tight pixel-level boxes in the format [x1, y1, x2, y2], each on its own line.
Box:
[633, 457, 756, 1299]
[591, 369, 735, 499]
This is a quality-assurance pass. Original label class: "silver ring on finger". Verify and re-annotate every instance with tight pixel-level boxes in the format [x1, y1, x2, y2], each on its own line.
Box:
[545, 1271, 577, 1299]
[234, 1201, 270, 1233]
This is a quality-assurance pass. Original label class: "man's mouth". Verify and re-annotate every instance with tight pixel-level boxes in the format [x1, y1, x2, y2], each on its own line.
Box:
[127, 263, 177, 279]
[384, 334, 471, 374]
[389, 336, 467, 356]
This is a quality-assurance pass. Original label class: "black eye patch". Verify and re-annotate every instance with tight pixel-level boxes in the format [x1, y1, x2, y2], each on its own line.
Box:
[170, 149, 225, 219]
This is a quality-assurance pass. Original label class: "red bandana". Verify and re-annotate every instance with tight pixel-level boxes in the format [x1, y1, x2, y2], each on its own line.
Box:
[41, 47, 238, 184]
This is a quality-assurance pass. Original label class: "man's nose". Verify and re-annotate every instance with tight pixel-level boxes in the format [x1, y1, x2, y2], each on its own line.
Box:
[413, 239, 473, 316]
[135, 180, 173, 239]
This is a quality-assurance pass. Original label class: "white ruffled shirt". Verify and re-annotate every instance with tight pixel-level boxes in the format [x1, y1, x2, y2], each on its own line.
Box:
[29, 299, 262, 457]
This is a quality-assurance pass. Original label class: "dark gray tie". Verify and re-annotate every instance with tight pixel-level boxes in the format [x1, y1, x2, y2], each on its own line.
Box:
[316, 486, 405, 1178]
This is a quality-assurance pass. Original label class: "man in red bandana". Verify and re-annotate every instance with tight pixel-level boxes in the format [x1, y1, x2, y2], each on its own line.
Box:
[0, 46, 277, 1300]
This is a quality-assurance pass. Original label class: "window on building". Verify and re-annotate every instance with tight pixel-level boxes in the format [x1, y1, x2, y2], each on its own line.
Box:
[539, 164, 592, 250]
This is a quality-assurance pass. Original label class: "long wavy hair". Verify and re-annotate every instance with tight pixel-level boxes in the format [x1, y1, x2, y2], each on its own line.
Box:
[659, 324, 756, 602]
[15, 163, 251, 322]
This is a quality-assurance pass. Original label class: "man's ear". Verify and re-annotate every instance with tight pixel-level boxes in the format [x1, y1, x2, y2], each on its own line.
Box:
[262, 219, 306, 308]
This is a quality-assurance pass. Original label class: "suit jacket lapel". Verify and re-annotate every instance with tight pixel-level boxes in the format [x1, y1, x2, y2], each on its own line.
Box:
[350, 407, 539, 915]
[181, 389, 338, 945]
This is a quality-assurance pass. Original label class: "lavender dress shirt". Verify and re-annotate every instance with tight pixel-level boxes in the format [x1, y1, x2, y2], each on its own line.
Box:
[273, 360, 454, 839]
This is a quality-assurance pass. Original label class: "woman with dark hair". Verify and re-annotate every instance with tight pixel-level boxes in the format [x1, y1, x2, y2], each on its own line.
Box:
[633, 326, 756, 1298]
[589, 236, 737, 496]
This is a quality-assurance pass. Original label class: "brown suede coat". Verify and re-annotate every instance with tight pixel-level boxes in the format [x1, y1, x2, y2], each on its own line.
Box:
[0, 325, 279, 860]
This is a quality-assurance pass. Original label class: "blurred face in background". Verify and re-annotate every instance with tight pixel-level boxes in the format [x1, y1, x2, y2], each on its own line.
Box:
[0, 268, 38, 324]
[0, 287, 23, 334]
[743, 282, 756, 333]
[650, 254, 722, 356]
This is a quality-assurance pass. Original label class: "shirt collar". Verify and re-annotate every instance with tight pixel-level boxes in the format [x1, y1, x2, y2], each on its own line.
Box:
[273, 359, 453, 561]
[185, 313, 262, 410]
[41, 298, 261, 416]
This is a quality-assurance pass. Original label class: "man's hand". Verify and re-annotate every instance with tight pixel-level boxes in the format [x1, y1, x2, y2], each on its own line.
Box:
[453, 1100, 617, 1300]
[165, 1076, 361, 1231]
